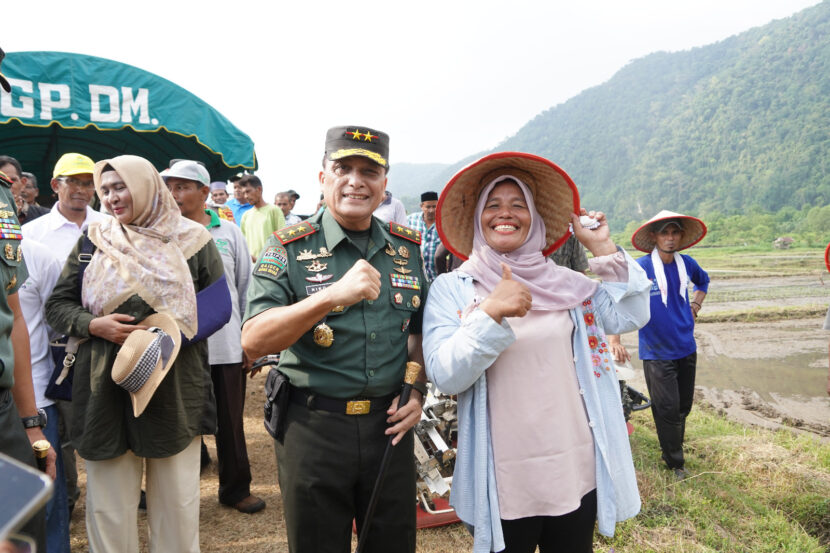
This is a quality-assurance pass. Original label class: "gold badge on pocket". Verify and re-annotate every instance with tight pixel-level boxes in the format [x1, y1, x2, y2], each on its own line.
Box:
[313, 323, 334, 347]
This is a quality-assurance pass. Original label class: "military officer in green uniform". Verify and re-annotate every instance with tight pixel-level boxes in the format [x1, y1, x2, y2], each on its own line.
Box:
[0, 162, 57, 550]
[242, 126, 427, 553]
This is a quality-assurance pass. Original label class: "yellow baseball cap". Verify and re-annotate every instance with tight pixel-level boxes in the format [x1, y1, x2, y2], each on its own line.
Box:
[53, 153, 95, 178]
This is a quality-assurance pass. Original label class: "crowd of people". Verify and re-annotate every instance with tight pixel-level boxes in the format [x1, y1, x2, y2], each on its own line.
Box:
[0, 112, 732, 553]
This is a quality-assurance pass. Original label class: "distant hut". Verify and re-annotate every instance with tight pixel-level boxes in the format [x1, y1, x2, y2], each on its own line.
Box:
[773, 236, 794, 249]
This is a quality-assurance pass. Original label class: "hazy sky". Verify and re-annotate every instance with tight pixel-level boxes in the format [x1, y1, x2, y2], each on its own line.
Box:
[4, 0, 820, 212]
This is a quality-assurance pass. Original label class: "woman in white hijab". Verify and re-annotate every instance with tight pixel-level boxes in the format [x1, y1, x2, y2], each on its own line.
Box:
[423, 152, 651, 553]
[46, 155, 228, 553]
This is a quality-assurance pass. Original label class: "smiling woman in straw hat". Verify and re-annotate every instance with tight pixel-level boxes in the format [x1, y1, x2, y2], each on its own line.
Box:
[45, 155, 229, 553]
[423, 152, 652, 553]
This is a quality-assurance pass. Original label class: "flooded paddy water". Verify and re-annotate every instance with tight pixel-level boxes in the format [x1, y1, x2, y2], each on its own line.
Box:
[618, 265, 830, 438]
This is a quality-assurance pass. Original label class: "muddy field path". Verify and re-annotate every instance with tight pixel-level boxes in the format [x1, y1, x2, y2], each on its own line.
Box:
[619, 247, 830, 441]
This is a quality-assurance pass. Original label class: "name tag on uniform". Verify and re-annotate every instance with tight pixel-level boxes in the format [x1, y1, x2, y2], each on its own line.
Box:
[306, 283, 332, 295]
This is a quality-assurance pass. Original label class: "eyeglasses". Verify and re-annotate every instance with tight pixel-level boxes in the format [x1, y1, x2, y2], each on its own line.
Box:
[58, 176, 95, 189]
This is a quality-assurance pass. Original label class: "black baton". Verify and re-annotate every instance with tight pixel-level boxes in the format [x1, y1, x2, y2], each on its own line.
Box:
[355, 361, 422, 553]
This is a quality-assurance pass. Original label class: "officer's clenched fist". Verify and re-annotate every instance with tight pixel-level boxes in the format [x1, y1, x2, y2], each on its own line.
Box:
[323, 259, 382, 307]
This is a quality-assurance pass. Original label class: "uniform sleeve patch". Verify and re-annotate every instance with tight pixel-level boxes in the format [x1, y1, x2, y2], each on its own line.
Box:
[254, 245, 288, 280]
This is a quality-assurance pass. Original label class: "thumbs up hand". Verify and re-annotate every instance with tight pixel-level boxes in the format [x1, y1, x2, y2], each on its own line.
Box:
[480, 263, 533, 323]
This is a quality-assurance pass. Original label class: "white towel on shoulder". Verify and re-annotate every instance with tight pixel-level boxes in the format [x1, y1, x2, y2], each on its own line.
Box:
[651, 248, 688, 306]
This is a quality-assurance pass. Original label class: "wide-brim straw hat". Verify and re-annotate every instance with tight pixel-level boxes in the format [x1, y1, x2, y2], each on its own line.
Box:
[436, 152, 580, 260]
[111, 313, 182, 417]
[631, 210, 707, 253]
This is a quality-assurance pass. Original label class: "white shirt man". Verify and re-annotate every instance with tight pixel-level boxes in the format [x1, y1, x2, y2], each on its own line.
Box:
[21, 153, 109, 264]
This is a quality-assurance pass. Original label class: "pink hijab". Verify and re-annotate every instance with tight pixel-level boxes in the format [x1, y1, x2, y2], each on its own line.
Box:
[458, 175, 598, 310]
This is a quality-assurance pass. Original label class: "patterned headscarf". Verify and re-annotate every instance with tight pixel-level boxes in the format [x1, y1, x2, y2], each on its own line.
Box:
[83, 155, 212, 339]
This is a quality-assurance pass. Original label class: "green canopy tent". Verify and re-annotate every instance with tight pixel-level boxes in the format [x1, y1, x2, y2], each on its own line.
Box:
[0, 51, 257, 198]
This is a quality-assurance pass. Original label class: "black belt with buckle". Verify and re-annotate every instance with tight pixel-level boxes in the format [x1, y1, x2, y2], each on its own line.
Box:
[289, 386, 396, 415]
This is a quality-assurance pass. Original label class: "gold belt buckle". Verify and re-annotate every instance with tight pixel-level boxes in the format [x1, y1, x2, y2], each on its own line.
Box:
[345, 400, 371, 415]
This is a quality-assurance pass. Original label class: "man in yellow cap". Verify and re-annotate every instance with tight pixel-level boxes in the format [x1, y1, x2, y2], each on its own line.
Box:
[22, 153, 108, 263]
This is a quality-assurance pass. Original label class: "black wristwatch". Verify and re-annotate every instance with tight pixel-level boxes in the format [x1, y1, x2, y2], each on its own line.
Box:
[411, 380, 428, 398]
[21, 408, 47, 429]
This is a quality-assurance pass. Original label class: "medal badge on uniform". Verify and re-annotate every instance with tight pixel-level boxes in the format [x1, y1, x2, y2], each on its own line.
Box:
[306, 273, 334, 283]
[306, 259, 328, 273]
[391, 246, 412, 274]
[390, 274, 420, 290]
[4, 243, 12, 260]
[313, 322, 334, 347]
[384, 243, 396, 257]
[411, 295, 421, 308]
[15, 245, 21, 262]
[5, 274, 16, 290]
[296, 249, 317, 261]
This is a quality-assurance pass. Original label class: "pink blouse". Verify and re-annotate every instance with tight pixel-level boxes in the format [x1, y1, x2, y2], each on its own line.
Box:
[481, 289, 596, 519]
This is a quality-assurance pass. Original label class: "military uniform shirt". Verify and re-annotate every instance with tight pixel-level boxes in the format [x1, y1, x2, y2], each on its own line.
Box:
[244, 209, 428, 399]
[0, 175, 28, 389]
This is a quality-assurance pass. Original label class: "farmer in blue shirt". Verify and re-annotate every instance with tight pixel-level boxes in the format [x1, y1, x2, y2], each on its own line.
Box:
[631, 210, 709, 479]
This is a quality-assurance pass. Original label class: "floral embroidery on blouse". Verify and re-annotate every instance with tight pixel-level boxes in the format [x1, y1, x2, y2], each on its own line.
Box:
[583, 299, 613, 376]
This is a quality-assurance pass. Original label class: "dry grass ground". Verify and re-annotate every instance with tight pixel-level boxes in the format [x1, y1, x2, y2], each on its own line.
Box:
[67, 376, 830, 553]
[67, 378, 476, 552]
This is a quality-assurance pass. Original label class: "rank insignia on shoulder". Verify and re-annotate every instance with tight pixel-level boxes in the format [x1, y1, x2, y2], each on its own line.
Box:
[275, 222, 317, 245]
[0, 171, 12, 188]
[389, 222, 421, 245]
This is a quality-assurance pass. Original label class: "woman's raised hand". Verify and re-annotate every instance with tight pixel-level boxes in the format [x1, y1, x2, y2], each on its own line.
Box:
[571, 209, 617, 257]
[480, 264, 532, 323]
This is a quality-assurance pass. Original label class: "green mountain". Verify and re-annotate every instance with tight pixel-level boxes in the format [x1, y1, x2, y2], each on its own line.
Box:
[389, 1, 830, 231]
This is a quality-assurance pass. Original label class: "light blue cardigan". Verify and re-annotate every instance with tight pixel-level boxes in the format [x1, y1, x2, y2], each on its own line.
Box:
[423, 251, 651, 553]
